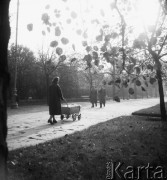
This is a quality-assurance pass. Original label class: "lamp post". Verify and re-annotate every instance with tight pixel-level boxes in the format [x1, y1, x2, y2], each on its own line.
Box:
[11, 0, 19, 109]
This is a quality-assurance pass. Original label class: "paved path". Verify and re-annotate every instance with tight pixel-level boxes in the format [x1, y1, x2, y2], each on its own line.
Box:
[7, 98, 163, 151]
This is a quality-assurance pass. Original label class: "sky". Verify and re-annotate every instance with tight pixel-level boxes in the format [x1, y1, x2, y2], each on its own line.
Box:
[9, 0, 52, 52]
[9, 0, 102, 51]
[9, 0, 159, 55]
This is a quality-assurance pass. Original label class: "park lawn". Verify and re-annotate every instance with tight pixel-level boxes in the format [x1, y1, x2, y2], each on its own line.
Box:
[8, 115, 167, 180]
[132, 102, 167, 117]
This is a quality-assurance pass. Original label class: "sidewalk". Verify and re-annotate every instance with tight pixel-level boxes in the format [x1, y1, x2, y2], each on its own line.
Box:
[7, 98, 162, 151]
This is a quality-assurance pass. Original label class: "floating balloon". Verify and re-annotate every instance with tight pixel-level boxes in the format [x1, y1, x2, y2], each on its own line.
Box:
[50, 41, 58, 47]
[60, 55, 66, 61]
[55, 27, 61, 36]
[136, 80, 141, 86]
[86, 46, 92, 52]
[150, 77, 156, 84]
[92, 51, 98, 59]
[27, 24, 33, 31]
[56, 47, 63, 55]
[129, 88, 134, 95]
[84, 54, 92, 62]
[41, 13, 50, 25]
[61, 37, 69, 45]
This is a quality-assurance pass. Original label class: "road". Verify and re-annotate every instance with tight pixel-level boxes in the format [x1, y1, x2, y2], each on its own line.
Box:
[7, 98, 162, 150]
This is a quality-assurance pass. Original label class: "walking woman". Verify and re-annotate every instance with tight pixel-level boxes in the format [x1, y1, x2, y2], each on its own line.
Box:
[48, 77, 64, 124]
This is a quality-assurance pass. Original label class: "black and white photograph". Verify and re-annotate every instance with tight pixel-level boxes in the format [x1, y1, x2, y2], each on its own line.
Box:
[0, 0, 167, 179]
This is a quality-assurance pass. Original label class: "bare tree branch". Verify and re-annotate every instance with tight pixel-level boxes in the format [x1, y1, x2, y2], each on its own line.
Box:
[158, 34, 167, 56]
[160, 52, 167, 58]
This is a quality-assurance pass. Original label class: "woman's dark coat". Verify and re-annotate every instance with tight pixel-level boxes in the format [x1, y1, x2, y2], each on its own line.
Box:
[48, 84, 64, 115]
[90, 89, 97, 104]
[98, 88, 106, 104]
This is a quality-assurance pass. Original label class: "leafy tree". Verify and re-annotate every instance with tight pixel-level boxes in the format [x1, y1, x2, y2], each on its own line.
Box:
[132, 0, 167, 120]
[68, 55, 93, 96]
[86, 0, 165, 109]
[37, 48, 66, 102]
[82, 51, 104, 89]
[93, 0, 149, 99]
[8, 45, 38, 99]
[26, 0, 166, 120]
[58, 64, 80, 98]
[27, 1, 109, 96]
[64, 52, 104, 95]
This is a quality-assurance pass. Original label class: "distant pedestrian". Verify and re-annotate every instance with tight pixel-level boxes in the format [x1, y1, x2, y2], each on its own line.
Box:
[16, 94, 19, 104]
[98, 86, 106, 108]
[89, 86, 97, 108]
[48, 77, 64, 124]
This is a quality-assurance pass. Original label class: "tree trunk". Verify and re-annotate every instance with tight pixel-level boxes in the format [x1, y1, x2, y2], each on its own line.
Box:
[156, 69, 166, 120]
[149, 49, 166, 120]
[0, 0, 10, 179]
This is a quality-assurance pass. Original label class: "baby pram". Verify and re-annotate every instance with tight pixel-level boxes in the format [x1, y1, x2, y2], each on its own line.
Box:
[61, 101, 81, 121]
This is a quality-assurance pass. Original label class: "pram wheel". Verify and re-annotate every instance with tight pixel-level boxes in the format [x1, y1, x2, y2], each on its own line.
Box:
[78, 114, 81, 120]
[61, 114, 64, 120]
[72, 114, 76, 121]
[66, 114, 70, 119]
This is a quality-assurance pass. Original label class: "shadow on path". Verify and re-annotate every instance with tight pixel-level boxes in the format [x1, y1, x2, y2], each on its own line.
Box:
[8, 119, 75, 140]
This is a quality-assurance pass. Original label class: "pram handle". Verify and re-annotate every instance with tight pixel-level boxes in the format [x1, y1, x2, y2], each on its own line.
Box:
[63, 98, 68, 107]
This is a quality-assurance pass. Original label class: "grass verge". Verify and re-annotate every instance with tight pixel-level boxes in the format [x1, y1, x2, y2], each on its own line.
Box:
[8, 115, 167, 180]
[132, 102, 167, 117]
